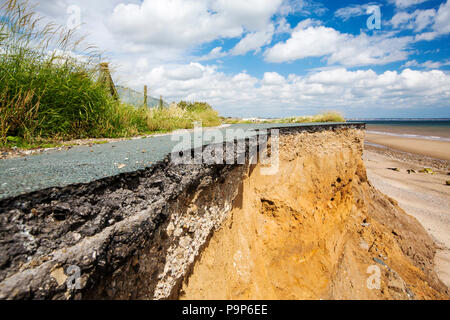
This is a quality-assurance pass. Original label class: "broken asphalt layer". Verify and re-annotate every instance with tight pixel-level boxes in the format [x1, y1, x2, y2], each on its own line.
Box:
[0, 123, 364, 201]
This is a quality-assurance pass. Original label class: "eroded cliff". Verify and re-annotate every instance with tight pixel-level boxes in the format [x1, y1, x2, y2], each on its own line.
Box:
[180, 129, 448, 300]
[0, 125, 448, 300]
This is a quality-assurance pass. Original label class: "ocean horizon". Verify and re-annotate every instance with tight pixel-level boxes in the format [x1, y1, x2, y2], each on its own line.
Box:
[349, 119, 450, 141]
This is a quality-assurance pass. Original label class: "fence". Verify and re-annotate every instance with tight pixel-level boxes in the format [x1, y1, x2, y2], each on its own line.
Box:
[98, 62, 167, 108]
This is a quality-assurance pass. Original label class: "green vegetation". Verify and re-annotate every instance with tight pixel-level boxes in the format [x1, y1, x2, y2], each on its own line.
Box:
[224, 111, 345, 124]
[281, 111, 345, 123]
[0, 0, 221, 149]
[103, 102, 221, 137]
[419, 168, 435, 174]
[176, 101, 222, 126]
[0, 0, 112, 145]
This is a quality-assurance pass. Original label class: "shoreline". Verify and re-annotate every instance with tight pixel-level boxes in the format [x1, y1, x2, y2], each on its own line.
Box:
[363, 135, 450, 289]
[364, 144, 450, 172]
[365, 132, 450, 162]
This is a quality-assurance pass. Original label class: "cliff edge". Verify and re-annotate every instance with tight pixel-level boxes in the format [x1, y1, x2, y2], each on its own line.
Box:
[0, 125, 448, 299]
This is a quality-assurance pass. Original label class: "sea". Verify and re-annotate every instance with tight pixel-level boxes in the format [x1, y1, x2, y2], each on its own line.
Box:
[348, 119, 450, 142]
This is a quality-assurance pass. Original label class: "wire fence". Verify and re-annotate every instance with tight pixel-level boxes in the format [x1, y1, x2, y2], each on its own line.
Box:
[116, 86, 168, 108]
[99, 62, 167, 108]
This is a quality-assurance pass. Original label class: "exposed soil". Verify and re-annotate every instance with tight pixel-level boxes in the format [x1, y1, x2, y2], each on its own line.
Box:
[181, 130, 449, 299]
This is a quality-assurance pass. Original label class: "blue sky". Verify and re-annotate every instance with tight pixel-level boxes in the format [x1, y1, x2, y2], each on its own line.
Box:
[32, 0, 450, 118]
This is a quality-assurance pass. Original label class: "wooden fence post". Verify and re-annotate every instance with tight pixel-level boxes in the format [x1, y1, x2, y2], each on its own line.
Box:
[144, 85, 148, 107]
[99, 62, 119, 101]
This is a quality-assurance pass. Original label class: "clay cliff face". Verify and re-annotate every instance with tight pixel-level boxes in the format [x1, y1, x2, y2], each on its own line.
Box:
[180, 129, 448, 300]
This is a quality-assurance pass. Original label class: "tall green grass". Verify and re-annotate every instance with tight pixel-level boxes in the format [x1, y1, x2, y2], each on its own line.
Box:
[97, 102, 221, 137]
[0, 1, 222, 148]
[0, 0, 114, 144]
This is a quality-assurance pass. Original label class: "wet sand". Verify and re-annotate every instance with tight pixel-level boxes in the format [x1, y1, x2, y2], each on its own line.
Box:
[364, 139, 450, 288]
[365, 132, 450, 161]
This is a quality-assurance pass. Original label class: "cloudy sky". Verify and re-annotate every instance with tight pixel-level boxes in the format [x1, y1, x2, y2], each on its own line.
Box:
[32, 0, 450, 118]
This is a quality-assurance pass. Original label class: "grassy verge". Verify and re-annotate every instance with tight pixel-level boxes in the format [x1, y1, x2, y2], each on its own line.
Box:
[1, 101, 222, 149]
[0, 1, 221, 150]
[99, 101, 221, 138]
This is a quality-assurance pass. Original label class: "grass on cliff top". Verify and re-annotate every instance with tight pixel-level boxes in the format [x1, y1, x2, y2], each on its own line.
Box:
[224, 111, 346, 124]
[277, 111, 346, 123]
[0, 1, 221, 150]
[103, 102, 221, 138]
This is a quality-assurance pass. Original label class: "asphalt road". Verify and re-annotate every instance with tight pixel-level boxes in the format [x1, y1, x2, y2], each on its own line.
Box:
[0, 123, 360, 200]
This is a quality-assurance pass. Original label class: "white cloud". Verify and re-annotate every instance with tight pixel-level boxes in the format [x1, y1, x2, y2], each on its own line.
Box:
[391, 11, 413, 28]
[31, 0, 287, 68]
[264, 22, 412, 66]
[433, 0, 450, 35]
[264, 23, 340, 62]
[410, 0, 450, 40]
[108, 0, 238, 47]
[413, 9, 437, 31]
[108, 0, 282, 49]
[164, 63, 204, 81]
[334, 4, 380, 21]
[262, 72, 286, 85]
[198, 24, 276, 60]
[414, 31, 439, 40]
[389, 0, 431, 8]
[197, 47, 228, 61]
[391, 9, 436, 31]
[230, 25, 275, 56]
[211, 0, 283, 31]
[278, 0, 327, 16]
[127, 63, 450, 117]
[274, 17, 292, 34]
[402, 59, 450, 69]
[335, 5, 366, 21]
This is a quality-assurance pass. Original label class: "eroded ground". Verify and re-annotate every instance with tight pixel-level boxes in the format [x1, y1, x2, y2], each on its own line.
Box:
[181, 130, 449, 300]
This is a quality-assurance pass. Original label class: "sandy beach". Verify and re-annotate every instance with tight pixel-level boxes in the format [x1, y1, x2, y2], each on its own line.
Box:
[366, 132, 450, 161]
[364, 133, 450, 288]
